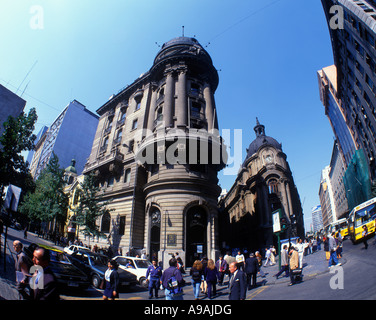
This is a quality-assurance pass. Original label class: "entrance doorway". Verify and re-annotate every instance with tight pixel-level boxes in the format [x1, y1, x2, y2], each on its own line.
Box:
[149, 208, 161, 261]
[186, 206, 207, 267]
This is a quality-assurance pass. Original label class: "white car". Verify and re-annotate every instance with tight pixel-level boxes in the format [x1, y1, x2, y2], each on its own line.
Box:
[113, 256, 151, 287]
[63, 245, 91, 255]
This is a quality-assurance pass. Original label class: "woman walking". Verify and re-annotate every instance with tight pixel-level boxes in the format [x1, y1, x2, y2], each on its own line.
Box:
[103, 260, 120, 300]
[190, 260, 204, 300]
[205, 259, 219, 299]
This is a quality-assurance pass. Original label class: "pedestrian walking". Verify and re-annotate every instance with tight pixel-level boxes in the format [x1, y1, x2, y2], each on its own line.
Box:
[362, 225, 369, 249]
[103, 260, 120, 300]
[294, 238, 307, 269]
[200, 256, 208, 294]
[264, 247, 274, 266]
[30, 247, 60, 300]
[13, 240, 32, 300]
[328, 232, 341, 268]
[270, 246, 276, 264]
[215, 255, 228, 286]
[235, 251, 245, 271]
[205, 259, 219, 299]
[255, 251, 265, 277]
[245, 252, 259, 289]
[323, 235, 330, 260]
[288, 247, 299, 286]
[228, 262, 247, 300]
[336, 232, 343, 258]
[274, 245, 289, 279]
[190, 260, 204, 300]
[146, 259, 162, 299]
[161, 258, 184, 300]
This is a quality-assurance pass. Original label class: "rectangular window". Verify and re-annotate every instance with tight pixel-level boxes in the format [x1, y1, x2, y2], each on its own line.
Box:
[132, 119, 138, 130]
[124, 168, 131, 183]
[128, 140, 134, 153]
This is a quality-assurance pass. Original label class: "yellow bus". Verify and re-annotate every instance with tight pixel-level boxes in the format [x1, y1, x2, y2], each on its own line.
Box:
[330, 218, 348, 238]
[347, 197, 376, 244]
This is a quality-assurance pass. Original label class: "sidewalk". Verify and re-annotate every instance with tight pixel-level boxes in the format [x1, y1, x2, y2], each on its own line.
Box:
[257, 248, 347, 286]
[0, 234, 19, 300]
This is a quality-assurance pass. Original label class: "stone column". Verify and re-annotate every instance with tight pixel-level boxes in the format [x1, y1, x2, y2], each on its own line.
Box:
[147, 87, 158, 132]
[164, 72, 174, 128]
[203, 83, 214, 131]
[176, 70, 188, 128]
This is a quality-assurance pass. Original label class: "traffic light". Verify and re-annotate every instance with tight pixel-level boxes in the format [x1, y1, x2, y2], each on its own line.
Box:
[280, 218, 287, 230]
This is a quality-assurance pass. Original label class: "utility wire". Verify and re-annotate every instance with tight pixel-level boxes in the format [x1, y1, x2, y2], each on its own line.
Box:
[205, 0, 285, 47]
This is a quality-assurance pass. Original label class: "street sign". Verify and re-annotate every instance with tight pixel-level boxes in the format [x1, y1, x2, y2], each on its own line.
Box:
[273, 210, 281, 233]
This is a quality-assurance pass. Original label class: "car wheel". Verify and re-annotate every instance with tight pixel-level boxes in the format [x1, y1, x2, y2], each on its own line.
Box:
[92, 274, 101, 288]
[140, 277, 148, 288]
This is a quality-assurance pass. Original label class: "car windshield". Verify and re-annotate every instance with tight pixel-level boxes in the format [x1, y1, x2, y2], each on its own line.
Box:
[135, 260, 151, 268]
[89, 254, 108, 266]
[49, 250, 71, 264]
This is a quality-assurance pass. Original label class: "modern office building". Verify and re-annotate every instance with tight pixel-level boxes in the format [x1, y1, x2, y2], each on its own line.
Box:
[219, 119, 304, 252]
[318, 65, 357, 167]
[319, 166, 336, 227]
[30, 100, 99, 180]
[311, 205, 324, 234]
[329, 140, 349, 218]
[321, 0, 376, 201]
[83, 36, 226, 268]
[0, 84, 26, 138]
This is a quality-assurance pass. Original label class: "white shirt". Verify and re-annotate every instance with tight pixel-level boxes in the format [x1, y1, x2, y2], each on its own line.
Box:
[105, 268, 113, 282]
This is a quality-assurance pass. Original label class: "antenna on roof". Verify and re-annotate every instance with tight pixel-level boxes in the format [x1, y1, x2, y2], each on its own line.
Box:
[182, 26, 185, 37]
[155, 42, 161, 48]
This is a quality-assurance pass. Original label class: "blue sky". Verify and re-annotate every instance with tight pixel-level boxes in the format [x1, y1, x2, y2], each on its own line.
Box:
[0, 0, 335, 231]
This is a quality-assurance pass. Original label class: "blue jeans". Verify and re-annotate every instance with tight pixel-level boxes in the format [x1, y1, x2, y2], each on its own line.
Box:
[164, 288, 183, 300]
[148, 278, 159, 298]
[192, 281, 200, 299]
[328, 251, 338, 267]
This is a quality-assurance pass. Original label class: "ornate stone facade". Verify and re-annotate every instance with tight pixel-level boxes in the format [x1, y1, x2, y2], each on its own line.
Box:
[220, 119, 304, 252]
[83, 37, 226, 268]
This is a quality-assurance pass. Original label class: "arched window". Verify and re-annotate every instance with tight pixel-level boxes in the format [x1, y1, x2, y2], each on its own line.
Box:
[101, 212, 111, 233]
[268, 179, 279, 194]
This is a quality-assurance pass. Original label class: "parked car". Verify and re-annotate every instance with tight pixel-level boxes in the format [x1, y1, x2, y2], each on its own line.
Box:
[25, 243, 90, 291]
[63, 245, 91, 255]
[67, 250, 137, 288]
[112, 256, 151, 287]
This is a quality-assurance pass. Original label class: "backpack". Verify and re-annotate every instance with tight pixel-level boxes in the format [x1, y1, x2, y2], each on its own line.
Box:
[191, 268, 201, 282]
[167, 268, 183, 296]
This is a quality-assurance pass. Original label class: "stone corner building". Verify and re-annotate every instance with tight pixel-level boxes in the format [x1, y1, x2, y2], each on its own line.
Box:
[83, 37, 226, 268]
[219, 119, 304, 252]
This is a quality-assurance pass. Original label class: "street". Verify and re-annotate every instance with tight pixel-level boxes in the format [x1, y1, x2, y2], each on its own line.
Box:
[1, 227, 376, 301]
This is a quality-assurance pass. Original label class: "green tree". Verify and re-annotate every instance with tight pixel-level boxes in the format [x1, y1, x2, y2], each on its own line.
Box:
[74, 172, 114, 239]
[20, 153, 68, 231]
[0, 108, 37, 207]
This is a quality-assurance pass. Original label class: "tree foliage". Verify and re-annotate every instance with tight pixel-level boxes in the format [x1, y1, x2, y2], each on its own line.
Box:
[74, 172, 114, 239]
[20, 153, 68, 228]
[0, 108, 37, 205]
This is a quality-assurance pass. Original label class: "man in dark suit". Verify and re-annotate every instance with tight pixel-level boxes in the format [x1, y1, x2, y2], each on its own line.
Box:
[30, 247, 60, 301]
[228, 262, 247, 300]
[245, 252, 259, 289]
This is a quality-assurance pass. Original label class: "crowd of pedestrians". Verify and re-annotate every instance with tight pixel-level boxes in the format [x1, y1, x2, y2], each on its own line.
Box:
[8, 232, 353, 301]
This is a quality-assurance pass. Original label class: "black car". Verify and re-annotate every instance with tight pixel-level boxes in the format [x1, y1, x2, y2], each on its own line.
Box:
[25, 243, 90, 291]
[67, 250, 137, 288]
